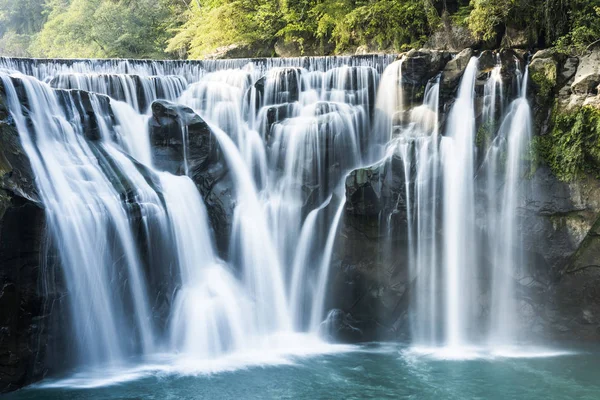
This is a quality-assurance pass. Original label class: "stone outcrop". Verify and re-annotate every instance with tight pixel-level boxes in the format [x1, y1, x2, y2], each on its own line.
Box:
[441, 48, 474, 97]
[0, 85, 61, 393]
[328, 154, 413, 341]
[148, 100, 235, 255]
[330, 47, 600, 343]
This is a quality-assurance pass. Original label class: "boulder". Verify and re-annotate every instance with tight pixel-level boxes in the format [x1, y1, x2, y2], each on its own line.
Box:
[501, 27, 530, 48]
[251, 67, 303, 108]
[0, 86, 64, 393]
[477, 50, 497, 73]
[149, 100, 215, 175]
[55, 89, 116, 141]
[148, 100, 234, 256]
[401, 49, 452, 87]
[572, 73, 600, 95]
[441, 48, 474, 96]
[571, 48, 600, 87]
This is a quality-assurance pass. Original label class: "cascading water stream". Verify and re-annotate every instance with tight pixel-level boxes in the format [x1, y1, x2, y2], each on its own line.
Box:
[373, 53, 534, 352]
[0, 73, 156, 364]
[441, 57, 479, 349]
[487, 68, 532, 347]
[0, 50, 540, 384]
[208, 124, 292, 335]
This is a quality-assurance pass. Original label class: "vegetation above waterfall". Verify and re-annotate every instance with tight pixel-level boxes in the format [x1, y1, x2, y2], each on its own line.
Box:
[0, 0, 599, 59]
[534, 106, 600, 182]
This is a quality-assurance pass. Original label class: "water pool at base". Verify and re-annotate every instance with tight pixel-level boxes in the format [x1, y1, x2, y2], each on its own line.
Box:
[6, 343, 600, 400]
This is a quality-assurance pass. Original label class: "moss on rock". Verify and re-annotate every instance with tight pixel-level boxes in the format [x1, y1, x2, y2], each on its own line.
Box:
[535, 105, 600, 181]
[530, 57, 558, 99]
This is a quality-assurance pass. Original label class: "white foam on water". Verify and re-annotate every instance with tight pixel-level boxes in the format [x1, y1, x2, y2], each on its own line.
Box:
[36, 334, 356, 389]
[404, 345, 575, 361]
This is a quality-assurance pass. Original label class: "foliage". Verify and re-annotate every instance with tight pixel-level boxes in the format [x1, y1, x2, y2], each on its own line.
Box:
[335, 0, 431, 52]
[554, 1, 600, 55]
[0, 32, 32, 57]
[0, 0, 599, 59]
[0, 0, 47, 56]
[468, 0, 514, 41]
[30, 0, 185, 59]
[535, 106, 600, 181]
[167, 0, 281, 58]
[530, 71, 555, 100]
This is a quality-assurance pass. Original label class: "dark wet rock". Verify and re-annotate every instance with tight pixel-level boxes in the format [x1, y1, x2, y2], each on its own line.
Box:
[260, 103, 296, 142]
[559, 57, 580, 89]
[327, 147, 424, 341]
[148, 100, 234, 255]
[328, 208, 413, 342]
[441, 48, 474, 98]
[320, 309, 372, 343]
[149, 100, 216, 175]
[0, 88, 65, 393]
[401, 50, 451, 88]
[401, 50, 451, 107]
[478, 50, 497, 73]
[251, 68, 303, 107]
[516, 167, 600, 341]
[193, 158, 235, 256]
[55, 89, 116, 141]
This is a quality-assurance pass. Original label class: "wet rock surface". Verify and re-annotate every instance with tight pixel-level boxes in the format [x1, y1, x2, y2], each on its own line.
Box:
[0, 87, 65, 393]
[148, 100, 235, 255]
[4, 48, 600, 392]
[332, 48, 600, 343]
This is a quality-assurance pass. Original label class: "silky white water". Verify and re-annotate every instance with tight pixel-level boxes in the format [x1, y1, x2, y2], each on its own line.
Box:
[0, 50, 538, 381]
[374, 54, 534, 352]
[0, 55, 393, 375]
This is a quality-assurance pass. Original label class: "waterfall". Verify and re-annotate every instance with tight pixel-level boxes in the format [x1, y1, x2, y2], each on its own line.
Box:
[0, 73, 156, 364]
[164, 173, 250, 358]
[441, 57, 479, 348]
[0, 50, 538, 377]
[487, 68, 532, 347]
[2, 54, 395, 374]
[371, 58, 404, 161]
[410, 78, 441, 346]
[372, 52, 533, 353]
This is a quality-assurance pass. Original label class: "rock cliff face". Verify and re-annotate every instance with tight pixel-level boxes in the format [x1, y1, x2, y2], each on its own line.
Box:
[328, 47, 600, 343]
[148, 100, 236, 255]
[0, 85, 66, 392]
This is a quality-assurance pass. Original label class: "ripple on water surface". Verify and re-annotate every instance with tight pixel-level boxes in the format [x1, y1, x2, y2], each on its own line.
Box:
[5, 343, 600, 400]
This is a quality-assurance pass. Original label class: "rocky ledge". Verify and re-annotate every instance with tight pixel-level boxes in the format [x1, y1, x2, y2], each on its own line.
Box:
[328, 47, 600, 343]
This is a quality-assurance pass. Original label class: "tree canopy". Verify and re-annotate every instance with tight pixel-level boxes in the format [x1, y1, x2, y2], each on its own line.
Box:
[0, 0, 598, 59]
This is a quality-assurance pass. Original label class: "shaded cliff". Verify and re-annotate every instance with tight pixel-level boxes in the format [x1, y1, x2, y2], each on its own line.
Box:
[0, 84, 59, 392]
[328, 47, 600, 343]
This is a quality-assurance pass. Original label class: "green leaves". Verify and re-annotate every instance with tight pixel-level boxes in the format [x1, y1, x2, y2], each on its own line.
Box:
[29, 0, 185, 59]
[1, 0, 598, 59]
[536, 106, 600, 182]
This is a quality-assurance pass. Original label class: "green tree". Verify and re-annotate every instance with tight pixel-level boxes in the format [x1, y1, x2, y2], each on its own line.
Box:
[0, 0, 47, 56]
[31, 0, 185, 59]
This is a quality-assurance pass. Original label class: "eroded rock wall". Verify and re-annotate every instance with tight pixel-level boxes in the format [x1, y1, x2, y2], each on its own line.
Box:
[329, 47, 600, 343]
